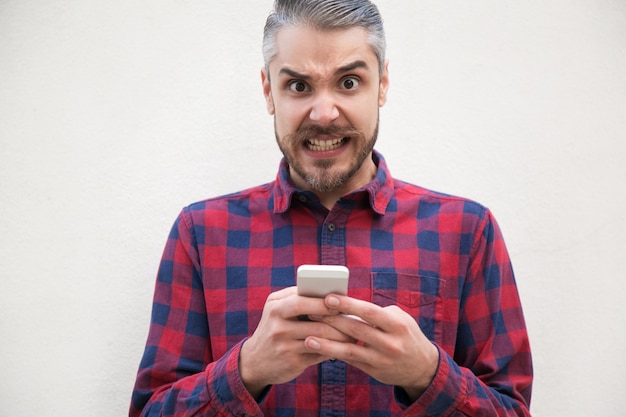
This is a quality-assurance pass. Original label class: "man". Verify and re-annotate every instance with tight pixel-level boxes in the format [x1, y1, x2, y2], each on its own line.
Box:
[130, 1, 533, 416]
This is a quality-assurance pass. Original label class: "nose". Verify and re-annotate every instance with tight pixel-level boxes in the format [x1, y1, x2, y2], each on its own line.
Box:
[309, 91, 340, 126]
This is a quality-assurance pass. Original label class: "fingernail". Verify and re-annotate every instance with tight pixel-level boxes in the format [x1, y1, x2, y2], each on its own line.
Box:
[327, 296, 340, 307]
[307, 338, 321, 350]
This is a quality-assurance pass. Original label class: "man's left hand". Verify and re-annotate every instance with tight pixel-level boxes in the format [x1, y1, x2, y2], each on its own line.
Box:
[303, 294, 439, 401]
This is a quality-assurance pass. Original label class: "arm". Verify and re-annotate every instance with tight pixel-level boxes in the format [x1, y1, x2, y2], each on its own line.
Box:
[403, 210, 533, 416]
[129, 211, 262, 417]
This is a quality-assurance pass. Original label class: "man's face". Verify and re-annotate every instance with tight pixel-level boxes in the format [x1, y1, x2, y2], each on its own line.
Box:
[262, 25, 389, 194]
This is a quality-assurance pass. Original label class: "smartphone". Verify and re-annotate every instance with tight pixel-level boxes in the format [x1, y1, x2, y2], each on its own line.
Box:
[296, 264, 349, 297]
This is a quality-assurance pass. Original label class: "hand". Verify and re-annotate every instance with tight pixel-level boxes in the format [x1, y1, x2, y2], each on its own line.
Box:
[239, 287, 353, 398]
[304, 294, 439, 401]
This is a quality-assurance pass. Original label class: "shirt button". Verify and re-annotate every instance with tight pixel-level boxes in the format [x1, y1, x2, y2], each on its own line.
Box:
[327, 223, 336, 232]
[298, 194, 307, 203]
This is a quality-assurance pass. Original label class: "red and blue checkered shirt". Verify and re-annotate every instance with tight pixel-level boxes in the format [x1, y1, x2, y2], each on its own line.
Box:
[130, 151, 532, 417]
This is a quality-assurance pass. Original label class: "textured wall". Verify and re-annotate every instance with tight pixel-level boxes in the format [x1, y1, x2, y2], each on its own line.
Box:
[1, 1, 625, 416]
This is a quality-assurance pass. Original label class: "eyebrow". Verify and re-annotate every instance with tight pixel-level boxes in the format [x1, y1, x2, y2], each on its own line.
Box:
[278, 60, 370, 80]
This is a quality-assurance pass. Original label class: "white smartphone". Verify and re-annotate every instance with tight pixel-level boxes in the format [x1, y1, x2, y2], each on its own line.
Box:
[296, 264, 349, 297]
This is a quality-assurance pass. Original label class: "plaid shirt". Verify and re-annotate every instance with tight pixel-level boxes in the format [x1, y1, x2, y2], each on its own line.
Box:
[130, 151, 532, 417]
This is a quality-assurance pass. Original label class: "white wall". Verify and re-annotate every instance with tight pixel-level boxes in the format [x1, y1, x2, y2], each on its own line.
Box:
[1, 1, 624, 416]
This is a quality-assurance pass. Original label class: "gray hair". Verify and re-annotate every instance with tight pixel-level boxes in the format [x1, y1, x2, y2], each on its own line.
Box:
[263, 0, 386, 76]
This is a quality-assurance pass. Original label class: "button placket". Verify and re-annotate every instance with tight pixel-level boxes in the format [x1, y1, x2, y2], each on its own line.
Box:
[320, 207, 348, 269]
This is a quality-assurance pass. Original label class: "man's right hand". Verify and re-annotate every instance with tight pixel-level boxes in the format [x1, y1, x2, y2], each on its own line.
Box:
[238, 286, 351, 399]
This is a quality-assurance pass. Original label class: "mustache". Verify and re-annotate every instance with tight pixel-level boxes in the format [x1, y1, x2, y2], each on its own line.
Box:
[288, 124, 362, 143]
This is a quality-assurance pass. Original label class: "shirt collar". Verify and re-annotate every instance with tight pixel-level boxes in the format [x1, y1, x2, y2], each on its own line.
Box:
[272, 150, 394, 215]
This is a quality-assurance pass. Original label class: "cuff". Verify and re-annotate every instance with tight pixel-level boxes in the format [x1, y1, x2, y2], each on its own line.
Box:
[204, 339, 264, 416]
[398, 344, 467, 416]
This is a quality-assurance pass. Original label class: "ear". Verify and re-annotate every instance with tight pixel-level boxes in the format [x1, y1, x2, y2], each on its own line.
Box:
[261, 68, 275, 115]
[378, 60, 390, 107]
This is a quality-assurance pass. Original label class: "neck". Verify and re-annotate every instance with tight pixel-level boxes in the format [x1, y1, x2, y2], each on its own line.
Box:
[318, 190, 346, 211]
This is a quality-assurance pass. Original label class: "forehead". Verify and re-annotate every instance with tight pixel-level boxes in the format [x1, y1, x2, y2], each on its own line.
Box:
[270, 25, 378, 77]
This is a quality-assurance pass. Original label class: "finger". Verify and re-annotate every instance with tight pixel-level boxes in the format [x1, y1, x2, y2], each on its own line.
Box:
[324, 295, 390, 330]
[279, 294, 340, 321]
[286, 320, 355, 344]
[318, 312, 380, 347]
[304, 335, 374, 366]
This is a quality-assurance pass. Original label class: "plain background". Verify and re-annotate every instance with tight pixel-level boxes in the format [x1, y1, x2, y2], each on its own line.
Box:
[1, 1, 625, 416]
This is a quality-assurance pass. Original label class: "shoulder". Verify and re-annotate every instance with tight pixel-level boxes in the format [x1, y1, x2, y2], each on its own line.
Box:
[391, 178, 490, 221]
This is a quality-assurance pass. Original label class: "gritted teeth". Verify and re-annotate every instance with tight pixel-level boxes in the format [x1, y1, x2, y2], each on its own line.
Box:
[306, 137, 348, 152]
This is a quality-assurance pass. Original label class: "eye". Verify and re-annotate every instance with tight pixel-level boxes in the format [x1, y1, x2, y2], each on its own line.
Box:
[288, 80, 309, 93]
[340, 76, 359, 90]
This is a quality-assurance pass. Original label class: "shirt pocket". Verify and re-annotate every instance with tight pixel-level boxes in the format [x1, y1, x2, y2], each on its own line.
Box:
[372, 272, 444, 342]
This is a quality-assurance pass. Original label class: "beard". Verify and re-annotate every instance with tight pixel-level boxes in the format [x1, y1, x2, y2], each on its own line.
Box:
[276, 121, 379, 193]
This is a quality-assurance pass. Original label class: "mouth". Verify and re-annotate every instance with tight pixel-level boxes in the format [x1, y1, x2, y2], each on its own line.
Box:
[306, 137, 349, 152]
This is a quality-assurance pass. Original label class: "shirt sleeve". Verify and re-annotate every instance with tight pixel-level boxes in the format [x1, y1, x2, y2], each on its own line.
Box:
[400, 209, 533, 416]
[129, 210, 263, 417]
